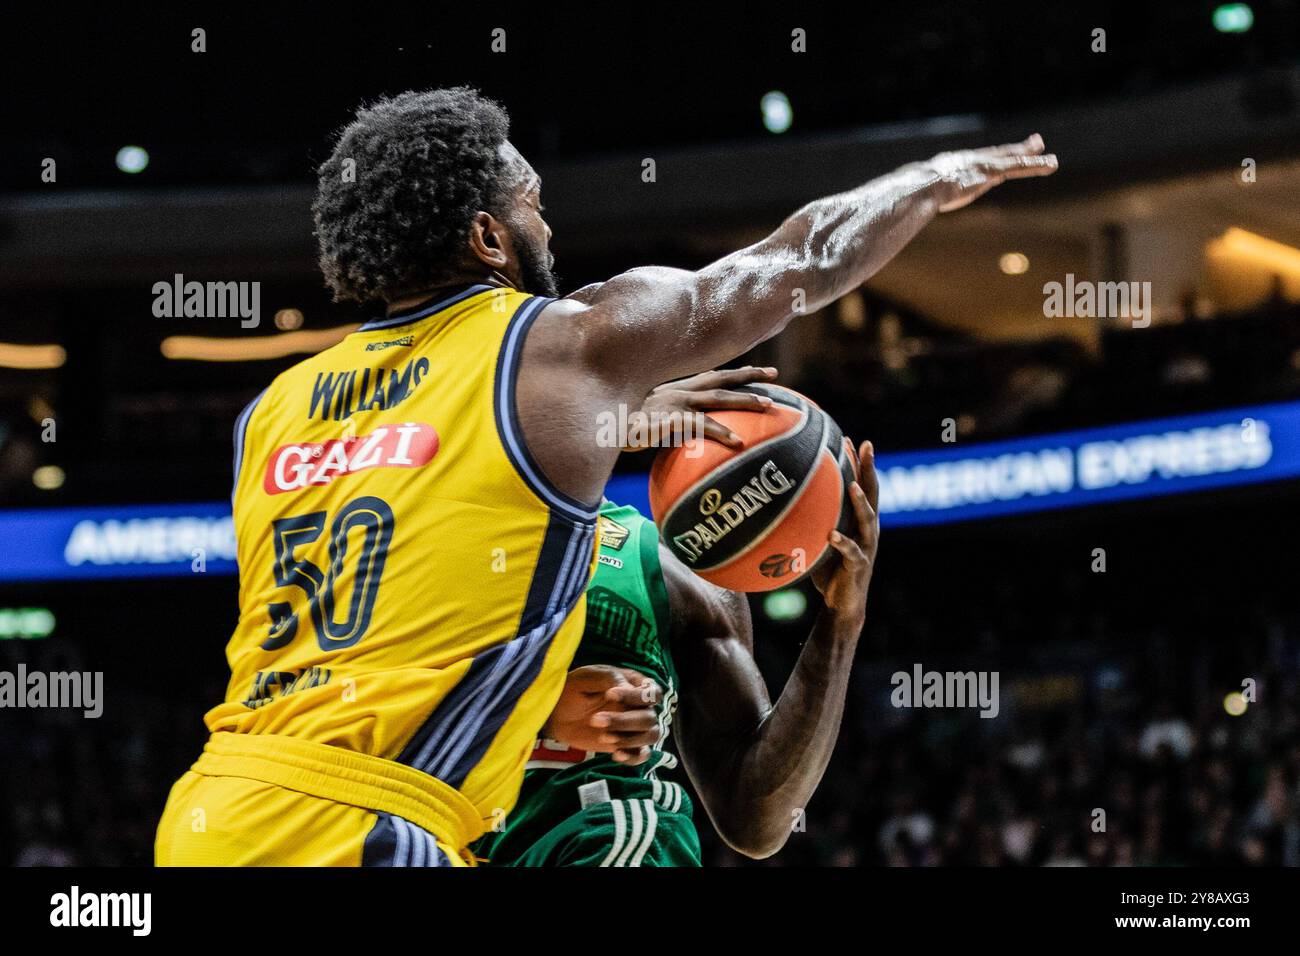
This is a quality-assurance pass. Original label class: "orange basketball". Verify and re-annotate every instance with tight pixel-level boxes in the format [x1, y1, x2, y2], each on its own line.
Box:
[649, 384, 855, 592]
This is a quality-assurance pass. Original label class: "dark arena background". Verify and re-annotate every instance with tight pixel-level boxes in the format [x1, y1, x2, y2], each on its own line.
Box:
[1, 1, 1299, 935]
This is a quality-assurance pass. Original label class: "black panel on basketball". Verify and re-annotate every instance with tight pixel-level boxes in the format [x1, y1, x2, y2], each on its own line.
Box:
[659, 385, 828, 572]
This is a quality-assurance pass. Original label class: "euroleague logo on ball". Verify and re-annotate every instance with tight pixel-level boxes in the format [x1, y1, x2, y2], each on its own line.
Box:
[759, 553, 795, 578]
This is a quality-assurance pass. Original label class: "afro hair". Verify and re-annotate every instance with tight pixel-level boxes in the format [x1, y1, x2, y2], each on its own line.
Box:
[313, 87, 513, 304]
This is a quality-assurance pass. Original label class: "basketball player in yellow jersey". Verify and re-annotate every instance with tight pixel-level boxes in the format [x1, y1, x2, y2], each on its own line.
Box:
[155, 87, 1056, 866]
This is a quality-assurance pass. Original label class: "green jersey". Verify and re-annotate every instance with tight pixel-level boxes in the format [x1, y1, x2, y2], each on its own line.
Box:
[476, 500, 700, 866]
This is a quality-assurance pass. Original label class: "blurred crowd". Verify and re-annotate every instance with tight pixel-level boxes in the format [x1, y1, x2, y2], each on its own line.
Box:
[0, 669, 214, 867]
[5, 553, 1295, 868]
[801, 296, 1300, 451]
[3, 300, 1299, 868]
[704, 675, 1300, 867]
[701, 486, 1300, 866]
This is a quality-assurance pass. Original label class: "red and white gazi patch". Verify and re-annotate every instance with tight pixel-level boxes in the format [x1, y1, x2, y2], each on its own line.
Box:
[263, 423, 438, 494]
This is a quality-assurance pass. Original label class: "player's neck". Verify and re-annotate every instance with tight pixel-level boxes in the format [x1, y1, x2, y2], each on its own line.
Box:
[386, 272, 514, 316]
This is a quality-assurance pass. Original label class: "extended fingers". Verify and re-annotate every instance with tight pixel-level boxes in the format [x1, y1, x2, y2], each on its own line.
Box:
[594, 706, 663, 756]
[991, 133, 1044, 156]
[685, 387, 774, 411]
[850, 481, 873, 540]
[988, 152, 1058, 179]
[564, 664, 630, 694]
[844, 435, 861, 485]
[666, 365, 778, 393]
[699, 415, 744, 448]
[828, 527, 867, 564]
[612, 746, 653, 765]
[702, 365, 779, 389]
[858, 440, 879, 514]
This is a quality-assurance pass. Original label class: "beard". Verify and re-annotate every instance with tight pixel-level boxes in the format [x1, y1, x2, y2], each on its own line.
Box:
[512, 228, 561, 298]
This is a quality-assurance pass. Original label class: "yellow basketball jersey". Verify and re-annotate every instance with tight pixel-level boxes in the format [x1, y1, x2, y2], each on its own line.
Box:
[205, 284, 599, 830]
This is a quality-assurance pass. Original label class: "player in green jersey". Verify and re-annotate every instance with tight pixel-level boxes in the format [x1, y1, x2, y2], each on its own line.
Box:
[476, 368, 879, 866]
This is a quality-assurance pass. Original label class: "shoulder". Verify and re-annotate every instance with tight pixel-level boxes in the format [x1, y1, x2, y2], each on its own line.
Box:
[529, 268, 697, 364]
[518, 296, 602, 375]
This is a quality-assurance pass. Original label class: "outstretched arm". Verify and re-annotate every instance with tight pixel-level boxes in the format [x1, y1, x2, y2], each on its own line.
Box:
[671, 441, 880, 859]
[516, 139, 1054, 508]
[539, 136, 1056, 396]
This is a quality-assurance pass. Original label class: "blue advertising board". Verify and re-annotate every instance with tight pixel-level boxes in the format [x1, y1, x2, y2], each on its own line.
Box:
[0, 401, 1296, 582]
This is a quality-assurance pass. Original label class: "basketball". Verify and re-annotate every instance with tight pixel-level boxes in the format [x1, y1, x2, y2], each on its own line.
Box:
[649, 383, 856, 592]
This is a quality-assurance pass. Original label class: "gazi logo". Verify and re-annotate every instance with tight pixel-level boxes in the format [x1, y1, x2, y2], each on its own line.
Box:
[264, 423, 438, 494]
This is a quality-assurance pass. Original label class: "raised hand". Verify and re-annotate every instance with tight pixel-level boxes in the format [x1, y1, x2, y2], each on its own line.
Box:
[922, 133, 1058, 214]
[811, 440, 880, 625]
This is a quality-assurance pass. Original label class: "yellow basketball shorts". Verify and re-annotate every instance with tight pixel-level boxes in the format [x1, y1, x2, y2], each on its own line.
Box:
[155, 732, 483, 867]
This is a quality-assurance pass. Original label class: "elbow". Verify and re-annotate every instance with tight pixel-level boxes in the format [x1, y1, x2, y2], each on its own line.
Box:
[711, 802, 797, 860]
[717, 825, 790, 861]
[747, 311, 797, 351]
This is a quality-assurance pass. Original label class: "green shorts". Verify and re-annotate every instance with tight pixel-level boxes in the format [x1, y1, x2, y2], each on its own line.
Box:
[492, 796, 700, 867]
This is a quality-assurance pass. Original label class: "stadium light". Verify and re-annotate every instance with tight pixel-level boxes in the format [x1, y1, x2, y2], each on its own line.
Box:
[160, 325, 358, 362]
[1212, 4, 1254, 33]
[999, 252, 1030, 275]
[274, 308, 305, 331]
[0, 607, 55, 640]
[762, 588, 807, 621]
[115, 145, 150, 174]
[761, 91, 792, 134]
[1207, 228, 1300, 282]
[33, 465, 65, 490]
[0, 342, 66, 369]
[838, 292, 866, 331]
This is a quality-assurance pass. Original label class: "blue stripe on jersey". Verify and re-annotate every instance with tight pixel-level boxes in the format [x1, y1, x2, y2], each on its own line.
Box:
[398, 635, 519, 773]
[493, 295, 599, 524]
[434, 520, 596, 788]
[357, 284, 494, 332]
[231, 387, 268, 503]
[396, 516, 576, 770]
[362, 813, 450, 867]
[394, 514, 596, 789]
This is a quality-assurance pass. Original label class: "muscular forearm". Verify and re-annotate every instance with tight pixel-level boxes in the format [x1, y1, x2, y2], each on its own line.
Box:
[580, 137, 1052, 390]
[762, 164, 942, 308]
[695, 163, 943, 353]
[725, 608, 864, 857]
